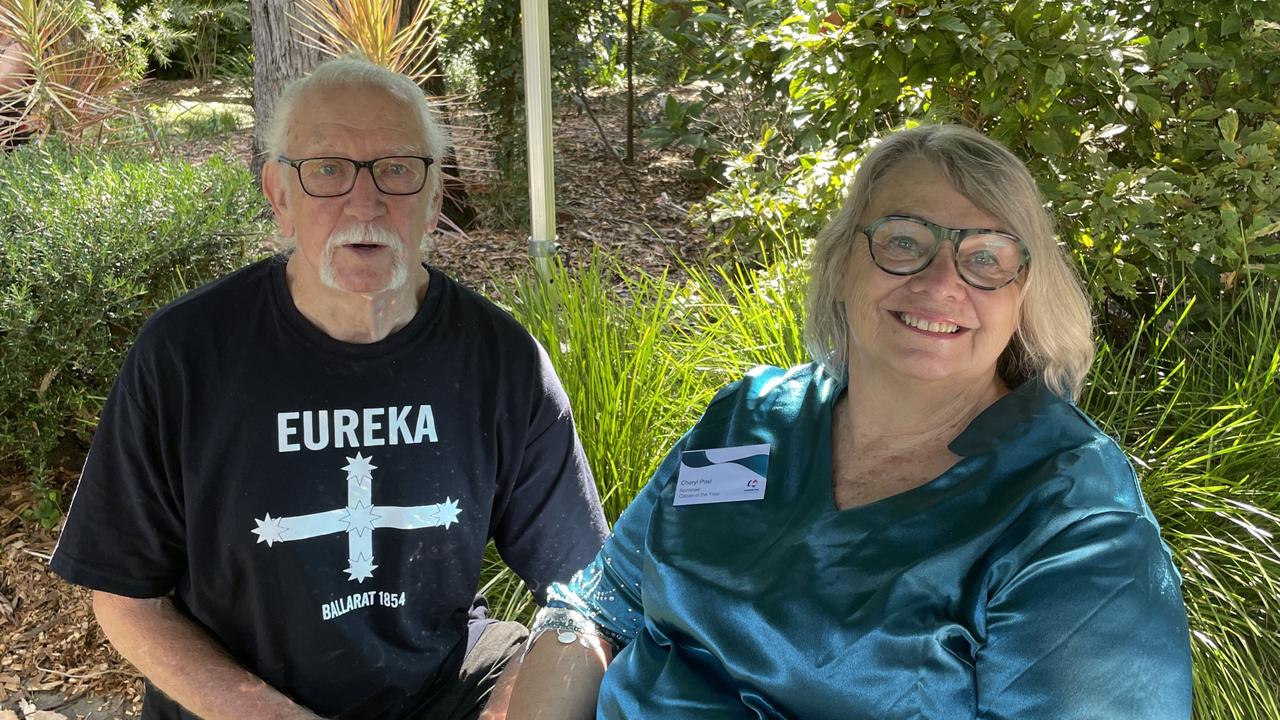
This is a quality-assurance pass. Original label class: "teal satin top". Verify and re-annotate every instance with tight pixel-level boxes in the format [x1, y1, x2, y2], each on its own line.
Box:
[549, 364, 1192, 719]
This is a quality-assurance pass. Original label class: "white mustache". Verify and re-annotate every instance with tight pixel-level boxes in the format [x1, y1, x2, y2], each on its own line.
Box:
[327, 224, 402, 248]
[318, 224, 410, 293]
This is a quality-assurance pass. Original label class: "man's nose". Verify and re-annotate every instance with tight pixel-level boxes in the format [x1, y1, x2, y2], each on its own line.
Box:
[343, 167, 385, 218]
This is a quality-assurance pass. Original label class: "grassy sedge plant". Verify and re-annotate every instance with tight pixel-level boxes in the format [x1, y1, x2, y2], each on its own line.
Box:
[485, 254, 1279, 715]
[1084, 277, 1280, 719]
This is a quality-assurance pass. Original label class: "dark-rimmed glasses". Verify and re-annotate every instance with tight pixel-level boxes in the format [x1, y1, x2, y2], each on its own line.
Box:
[862, 215, 1030, 290]
[277, 155, 434, 197]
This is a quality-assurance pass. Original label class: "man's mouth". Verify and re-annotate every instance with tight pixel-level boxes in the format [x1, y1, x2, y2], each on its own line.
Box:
[894, 311, 966, 334]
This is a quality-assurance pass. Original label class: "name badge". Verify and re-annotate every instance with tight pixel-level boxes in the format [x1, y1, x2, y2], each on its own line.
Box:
[673, 443, 770, 506]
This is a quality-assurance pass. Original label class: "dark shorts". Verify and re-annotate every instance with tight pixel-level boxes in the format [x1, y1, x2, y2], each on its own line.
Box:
[413, 619, 528, 720]
[141, 620, 528, 720]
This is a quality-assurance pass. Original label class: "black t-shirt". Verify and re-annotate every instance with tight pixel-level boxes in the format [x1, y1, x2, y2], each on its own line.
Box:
[51, 258, 609, 719]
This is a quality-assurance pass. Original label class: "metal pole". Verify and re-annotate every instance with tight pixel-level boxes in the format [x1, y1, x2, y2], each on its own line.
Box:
[521, 0, 556, 279]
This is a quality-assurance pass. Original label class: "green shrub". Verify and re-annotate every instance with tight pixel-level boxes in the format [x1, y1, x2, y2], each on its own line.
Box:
[646, 0, 1280, 316]
[0, 144, 265, 516]
[484, 254, 1278, 717]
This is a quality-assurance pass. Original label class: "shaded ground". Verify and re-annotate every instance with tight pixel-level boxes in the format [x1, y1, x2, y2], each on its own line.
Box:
[1, 80, 711, 718]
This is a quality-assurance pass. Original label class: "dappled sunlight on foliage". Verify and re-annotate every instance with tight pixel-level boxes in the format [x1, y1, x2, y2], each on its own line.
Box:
[643, 0, 1280, 318]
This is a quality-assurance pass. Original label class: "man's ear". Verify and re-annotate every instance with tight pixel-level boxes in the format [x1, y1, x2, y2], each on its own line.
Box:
[423, 175, 445, 234]
[262, 160, 295, 238]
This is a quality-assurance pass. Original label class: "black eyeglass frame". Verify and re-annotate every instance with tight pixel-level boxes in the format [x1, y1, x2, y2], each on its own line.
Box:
[276, 154, 435, 197]
[861, 214, 1031, 291]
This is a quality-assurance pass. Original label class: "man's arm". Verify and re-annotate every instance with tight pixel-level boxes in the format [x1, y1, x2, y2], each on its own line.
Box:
[92, 591, 323, 720]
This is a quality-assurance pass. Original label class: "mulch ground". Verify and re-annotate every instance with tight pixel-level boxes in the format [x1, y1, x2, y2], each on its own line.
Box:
[1, 80, 712, 718]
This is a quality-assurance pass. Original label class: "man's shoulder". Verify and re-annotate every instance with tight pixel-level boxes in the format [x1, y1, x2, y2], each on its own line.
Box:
[431, 267, 540, 351]
[139, 257, 276, 341]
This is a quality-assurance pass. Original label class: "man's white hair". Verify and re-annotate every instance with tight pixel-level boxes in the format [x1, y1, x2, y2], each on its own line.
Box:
[266, 54, 451, 197]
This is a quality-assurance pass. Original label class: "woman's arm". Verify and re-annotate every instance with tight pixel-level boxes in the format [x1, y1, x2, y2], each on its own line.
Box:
[975, 510, 1192, 719]
[505, 432, 692, 719]
[504, 629, 612, 720]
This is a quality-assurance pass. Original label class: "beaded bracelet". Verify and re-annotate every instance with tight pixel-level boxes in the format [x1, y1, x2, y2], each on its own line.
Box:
[521, 606, 606, 662]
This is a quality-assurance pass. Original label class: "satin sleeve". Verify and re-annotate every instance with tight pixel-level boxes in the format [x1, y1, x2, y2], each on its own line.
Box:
[546, 432, 692, 649]
[976, 509, 1193, 719]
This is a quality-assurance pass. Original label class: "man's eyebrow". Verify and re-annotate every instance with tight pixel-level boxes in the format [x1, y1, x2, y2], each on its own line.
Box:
[300, 142, 425, 157]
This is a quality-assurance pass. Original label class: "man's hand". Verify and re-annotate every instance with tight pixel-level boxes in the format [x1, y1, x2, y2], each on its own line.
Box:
[92, 592, 324, 720]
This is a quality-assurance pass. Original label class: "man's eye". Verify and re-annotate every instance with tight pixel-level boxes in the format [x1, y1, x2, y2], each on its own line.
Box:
[315, 162, 342, 176]
[383, 163, 409, 176]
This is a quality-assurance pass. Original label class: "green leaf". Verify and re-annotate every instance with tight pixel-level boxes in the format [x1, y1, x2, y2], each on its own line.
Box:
[1132, 93, 1162, 118]
[1250, 219, 1280, 239]
[1217, 109, 1239, 143]
[1045, 63, 1066, 87]
[1012, 0, 1035, 38]
[1028, 129, 1065, 156]
[1186, 106, 1222, 121]
[933, 15, 968, 34]
[1221, 12, 1242, 36]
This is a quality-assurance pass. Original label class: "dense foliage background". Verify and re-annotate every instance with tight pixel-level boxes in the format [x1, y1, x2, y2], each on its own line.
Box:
[1, 0, 1277, 716]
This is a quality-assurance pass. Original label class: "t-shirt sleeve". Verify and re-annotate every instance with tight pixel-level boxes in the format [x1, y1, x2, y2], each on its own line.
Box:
[492, 341, 609, 604]
[975, 509, 1193, 719]
[49, 339, 186, 598]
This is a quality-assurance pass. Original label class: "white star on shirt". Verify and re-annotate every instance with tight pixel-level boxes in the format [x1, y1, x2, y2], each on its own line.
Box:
[251, 513, 288, 547]
[340, 502, 380, 537]
[345, 554, 379, 583]
[438, 497, 461, 529]
[342, 453, 377, 480]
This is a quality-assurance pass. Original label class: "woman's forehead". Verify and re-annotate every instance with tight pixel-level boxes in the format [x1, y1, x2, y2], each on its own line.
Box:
[865, 158, 1008, 232]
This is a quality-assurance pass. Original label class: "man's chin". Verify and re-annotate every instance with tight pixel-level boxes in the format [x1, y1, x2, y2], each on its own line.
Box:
[321, 266, 410, 295]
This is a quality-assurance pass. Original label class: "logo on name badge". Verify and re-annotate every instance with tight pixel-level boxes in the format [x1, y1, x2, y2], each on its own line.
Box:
[674, 443, 770, 506]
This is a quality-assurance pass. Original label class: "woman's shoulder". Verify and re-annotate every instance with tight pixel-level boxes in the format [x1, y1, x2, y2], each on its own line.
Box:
[708, 362, 836, 410]
[959, 380, 1144, 512]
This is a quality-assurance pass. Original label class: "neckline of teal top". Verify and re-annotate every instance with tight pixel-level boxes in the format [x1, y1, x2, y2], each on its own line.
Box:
[807, 368, 1096, 518]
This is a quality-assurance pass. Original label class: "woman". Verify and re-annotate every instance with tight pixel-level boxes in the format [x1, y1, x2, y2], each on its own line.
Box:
[506, 125, 1192, 719]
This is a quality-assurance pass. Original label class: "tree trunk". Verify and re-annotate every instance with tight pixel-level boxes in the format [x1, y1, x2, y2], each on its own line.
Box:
[625, 0, 635, 163]
[249, 0, 324, 180]
[397, 0, 445, 97]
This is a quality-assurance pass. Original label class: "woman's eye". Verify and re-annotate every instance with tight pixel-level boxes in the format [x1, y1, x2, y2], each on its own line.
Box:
[968, 250, 998, 266]
[889, 235, 921, 253]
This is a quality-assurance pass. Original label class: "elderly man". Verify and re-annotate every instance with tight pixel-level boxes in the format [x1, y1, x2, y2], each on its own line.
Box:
[51, 56, 609, 720]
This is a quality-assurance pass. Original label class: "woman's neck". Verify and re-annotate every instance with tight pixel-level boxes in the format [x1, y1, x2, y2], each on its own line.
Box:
[842, 372, 1008, 456]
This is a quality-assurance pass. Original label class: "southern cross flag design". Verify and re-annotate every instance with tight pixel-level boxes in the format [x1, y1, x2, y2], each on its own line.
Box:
[250, 453, 460, 583]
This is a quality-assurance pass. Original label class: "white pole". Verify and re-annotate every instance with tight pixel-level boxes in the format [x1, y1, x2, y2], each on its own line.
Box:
[521, 0, 556, 278]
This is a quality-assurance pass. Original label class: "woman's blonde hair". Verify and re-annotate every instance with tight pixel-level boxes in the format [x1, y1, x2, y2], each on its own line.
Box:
[803, 124, 1094, 400]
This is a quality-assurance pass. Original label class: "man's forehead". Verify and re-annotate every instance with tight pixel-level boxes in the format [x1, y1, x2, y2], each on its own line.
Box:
[287, 83, 428, 154]
[301, 125, 425, 155]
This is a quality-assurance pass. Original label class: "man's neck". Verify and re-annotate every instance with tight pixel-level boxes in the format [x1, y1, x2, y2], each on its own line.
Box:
[285, 259, 430, 344]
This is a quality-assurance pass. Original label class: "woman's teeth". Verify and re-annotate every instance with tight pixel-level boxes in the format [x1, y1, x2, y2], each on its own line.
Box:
[898, 312, 960, 334]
